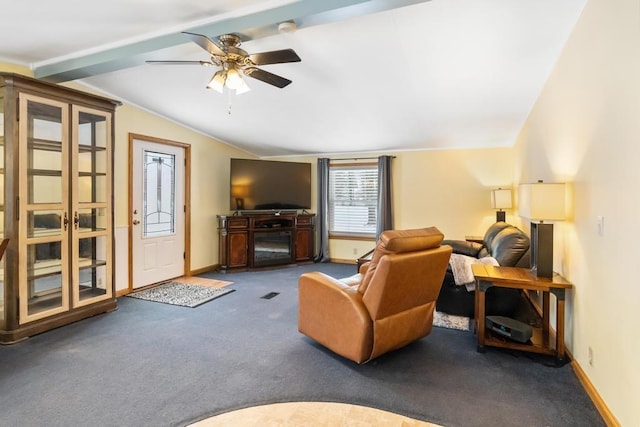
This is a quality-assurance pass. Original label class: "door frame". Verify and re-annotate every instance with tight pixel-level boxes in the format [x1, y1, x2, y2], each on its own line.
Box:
[127, 133, 191, 293]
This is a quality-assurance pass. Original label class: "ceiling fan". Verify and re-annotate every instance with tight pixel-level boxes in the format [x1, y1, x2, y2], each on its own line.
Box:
[147, 32, 301, 94]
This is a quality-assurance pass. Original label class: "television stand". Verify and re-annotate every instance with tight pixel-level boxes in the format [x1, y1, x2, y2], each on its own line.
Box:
[217, 212, 315, 272]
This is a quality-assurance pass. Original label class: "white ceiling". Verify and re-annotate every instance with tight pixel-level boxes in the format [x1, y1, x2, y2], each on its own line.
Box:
[1, 0, 586, 157]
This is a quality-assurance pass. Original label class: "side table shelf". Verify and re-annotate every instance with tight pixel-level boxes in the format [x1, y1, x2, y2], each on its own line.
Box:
[471, 265, 573, 363]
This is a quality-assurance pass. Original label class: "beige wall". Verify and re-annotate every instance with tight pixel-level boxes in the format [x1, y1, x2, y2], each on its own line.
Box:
[113, 104, 254, 272]
[513, 0, 639, 424]
[0, 62, 32, 76]
[275, 147, 514, 261]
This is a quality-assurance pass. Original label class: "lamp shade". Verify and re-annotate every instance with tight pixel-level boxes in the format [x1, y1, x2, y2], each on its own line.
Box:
[491, 188, 512, 210]
[518, 182, 566, 221]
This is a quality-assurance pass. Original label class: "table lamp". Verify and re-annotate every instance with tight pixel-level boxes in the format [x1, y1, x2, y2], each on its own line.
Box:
[490, 188, 512, 222]
[518, 181, 566, 278]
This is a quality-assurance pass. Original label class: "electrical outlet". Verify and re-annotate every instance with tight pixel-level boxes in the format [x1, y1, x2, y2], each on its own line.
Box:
[588, 346, 594, 366]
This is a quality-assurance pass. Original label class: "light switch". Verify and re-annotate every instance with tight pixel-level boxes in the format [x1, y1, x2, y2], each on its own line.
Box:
[597, 216, 604, 236]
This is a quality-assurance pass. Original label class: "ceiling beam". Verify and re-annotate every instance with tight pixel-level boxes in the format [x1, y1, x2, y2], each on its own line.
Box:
[34, 0, 431, 83]
[35, 0, 371, 82]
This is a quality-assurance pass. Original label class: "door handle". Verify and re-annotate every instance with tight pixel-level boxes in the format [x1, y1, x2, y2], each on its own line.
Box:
[132, 220, 140, 225]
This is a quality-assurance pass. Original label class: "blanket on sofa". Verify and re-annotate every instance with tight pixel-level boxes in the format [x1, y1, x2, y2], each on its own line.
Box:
[449, 253, 499, 291]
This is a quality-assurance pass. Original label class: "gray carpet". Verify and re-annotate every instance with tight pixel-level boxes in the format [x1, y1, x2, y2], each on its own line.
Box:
[0, 262, 604, 427]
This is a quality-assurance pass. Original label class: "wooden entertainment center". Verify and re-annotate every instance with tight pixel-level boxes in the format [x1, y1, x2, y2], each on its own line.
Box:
[217, 212, 315, 272]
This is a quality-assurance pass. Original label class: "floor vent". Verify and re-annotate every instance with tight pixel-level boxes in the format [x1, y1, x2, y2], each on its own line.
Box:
[261, 292, 280, 300]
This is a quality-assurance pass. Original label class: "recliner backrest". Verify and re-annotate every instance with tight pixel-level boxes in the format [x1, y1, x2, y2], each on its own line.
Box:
[362, 245, 452, 320]
[487, 226, 530, 267]
[358, 227, 445, 293]
[359, 230, 452, 361]
[482, 222, 512, 249]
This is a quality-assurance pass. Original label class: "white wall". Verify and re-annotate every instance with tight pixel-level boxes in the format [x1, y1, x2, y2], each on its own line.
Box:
[513, 0, 640, 424]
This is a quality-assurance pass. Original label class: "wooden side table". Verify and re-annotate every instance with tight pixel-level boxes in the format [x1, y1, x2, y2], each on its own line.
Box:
[356, 248, 374, 272]
[471, 265, 573, 363]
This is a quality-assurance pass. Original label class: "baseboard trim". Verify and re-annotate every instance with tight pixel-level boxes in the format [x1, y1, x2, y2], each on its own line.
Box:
[329, 258, 357, 265]
[526, 291, 618, 425]
[190, 264, 220, 276]
[115, 289, 130, 297]
[571, 359, 620, 426]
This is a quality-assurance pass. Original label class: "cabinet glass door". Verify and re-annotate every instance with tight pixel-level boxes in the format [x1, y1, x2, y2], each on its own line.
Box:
[19, 95, 69, 323]
[71, 107, 112, 307]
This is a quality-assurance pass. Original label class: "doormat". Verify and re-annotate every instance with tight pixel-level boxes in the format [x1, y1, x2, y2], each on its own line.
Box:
[433, 311, 471, 331]
[127, 282, 235, 308]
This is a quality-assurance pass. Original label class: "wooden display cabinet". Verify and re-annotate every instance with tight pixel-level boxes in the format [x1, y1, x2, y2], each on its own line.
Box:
[0, 73, 120, 344]
[218, 212, 315, 272]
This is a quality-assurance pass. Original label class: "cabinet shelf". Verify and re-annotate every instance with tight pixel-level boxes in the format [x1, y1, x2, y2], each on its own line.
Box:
[78, 259, 107, 271]
[28, 291, 65, 315]
[28, 228, 62, 239]
[28, 138, 63, 152]
[26, 259, 107, 281]
[27, 169, 62, 177]
[78, 145, 107, 153]
[27, 260, 63, 281]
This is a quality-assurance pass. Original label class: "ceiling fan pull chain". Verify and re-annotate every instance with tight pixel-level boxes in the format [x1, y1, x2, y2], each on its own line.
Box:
[227, 88, 233, 115]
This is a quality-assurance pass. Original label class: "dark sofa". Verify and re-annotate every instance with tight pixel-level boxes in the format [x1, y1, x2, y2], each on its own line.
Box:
[436, 222, 530, 318]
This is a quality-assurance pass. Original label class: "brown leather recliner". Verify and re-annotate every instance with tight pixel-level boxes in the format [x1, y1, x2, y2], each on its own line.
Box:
[298, 227, 452, 364]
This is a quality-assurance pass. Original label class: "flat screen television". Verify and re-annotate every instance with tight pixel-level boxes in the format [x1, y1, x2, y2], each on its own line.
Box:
[229, 158, 312, 211]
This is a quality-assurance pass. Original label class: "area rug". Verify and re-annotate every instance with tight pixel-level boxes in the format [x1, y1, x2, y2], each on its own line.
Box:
[189, 402, 442, 426]
[127, 282, 235, 308]
[433, 311, 471, 331]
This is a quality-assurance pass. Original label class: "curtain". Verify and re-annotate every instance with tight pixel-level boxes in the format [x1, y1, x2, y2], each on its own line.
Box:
[376, 155, 393, 238]
[315, 158, 330, 262]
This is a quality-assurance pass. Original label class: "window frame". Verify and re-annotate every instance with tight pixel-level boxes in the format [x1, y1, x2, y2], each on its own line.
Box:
[328, 161, 378, 240]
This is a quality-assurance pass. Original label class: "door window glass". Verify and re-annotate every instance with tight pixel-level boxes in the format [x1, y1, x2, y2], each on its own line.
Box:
[143, 150, 175, 237]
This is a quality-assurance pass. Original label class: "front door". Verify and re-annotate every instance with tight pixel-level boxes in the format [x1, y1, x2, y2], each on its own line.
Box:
[131, 138, 185, 288]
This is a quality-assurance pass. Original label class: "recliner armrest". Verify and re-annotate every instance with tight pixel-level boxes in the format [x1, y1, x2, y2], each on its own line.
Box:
[442, 240, 483, 258]
[359, 262, 370, 276]
[298, 272, 373, 363]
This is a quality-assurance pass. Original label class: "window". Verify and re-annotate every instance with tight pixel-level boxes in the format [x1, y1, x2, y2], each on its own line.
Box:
[329, 163, 378, 237]
[143, 150, 176, 237]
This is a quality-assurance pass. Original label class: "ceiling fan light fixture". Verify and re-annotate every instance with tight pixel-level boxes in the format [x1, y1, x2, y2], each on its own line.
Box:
[225, 66, 244, 90]
[150, 32, 300, 94]
[207, 70, 226, 93]
[235, 78, 251, 95]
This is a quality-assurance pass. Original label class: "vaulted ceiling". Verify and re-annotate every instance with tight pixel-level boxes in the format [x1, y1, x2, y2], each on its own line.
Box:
[1, 0, 586, 157]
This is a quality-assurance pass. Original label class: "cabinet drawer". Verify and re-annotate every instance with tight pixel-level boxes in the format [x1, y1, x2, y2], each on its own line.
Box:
[297, 216, 312, 226]
[227, 218, 248, 229]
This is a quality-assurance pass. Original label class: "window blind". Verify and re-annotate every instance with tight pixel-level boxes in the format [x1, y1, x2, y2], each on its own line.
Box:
[329, 164, 378, 236]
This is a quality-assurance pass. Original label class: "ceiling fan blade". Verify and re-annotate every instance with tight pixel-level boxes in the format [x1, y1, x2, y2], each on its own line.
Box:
[244, 67, 292, 88]
[248, 49, 301, 65]
[146, 60, 213, 66]
[182, 31, 226, 57]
